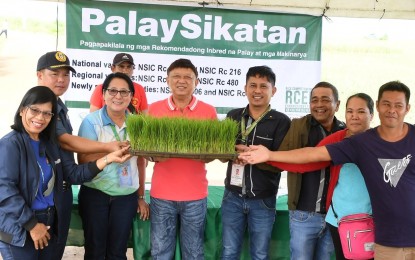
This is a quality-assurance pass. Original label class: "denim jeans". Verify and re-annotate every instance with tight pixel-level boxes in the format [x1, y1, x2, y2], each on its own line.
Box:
[289, 210, 334, 260]
[150, 197, 207, 260]
[221, 189, 276, 260]
[0, 207, 57, 260]
[78, 185, 138, 260]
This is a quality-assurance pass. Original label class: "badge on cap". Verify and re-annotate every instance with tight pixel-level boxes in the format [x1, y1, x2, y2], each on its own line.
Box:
[55, 51, 67, 62]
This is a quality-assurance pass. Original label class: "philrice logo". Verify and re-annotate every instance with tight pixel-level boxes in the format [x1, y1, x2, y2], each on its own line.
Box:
[378, 154, 412, 187]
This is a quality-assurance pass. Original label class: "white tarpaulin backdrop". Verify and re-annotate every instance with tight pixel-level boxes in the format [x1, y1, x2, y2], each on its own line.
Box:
[64, 0, 323, 131]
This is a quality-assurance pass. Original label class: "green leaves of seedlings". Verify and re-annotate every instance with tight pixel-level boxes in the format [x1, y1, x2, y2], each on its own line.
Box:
[126, 115, 238, 155]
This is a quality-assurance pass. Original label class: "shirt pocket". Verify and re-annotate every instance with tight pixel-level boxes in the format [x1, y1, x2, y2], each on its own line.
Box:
[254, 135, 273, 147]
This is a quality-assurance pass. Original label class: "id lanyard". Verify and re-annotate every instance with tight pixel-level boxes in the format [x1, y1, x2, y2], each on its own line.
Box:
[240, 105, 271, 144]
[110, 124, 127, 142]
[110, 124, 133, 187]
[238, 105, 270, 195]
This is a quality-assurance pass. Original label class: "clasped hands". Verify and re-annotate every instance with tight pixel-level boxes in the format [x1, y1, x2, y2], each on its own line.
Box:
[107, 141, 133, 164]
[235, 144, 271, 165]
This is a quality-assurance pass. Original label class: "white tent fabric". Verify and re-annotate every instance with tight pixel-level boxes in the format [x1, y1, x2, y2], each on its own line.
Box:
[39, 0, 415, 19]
[188, 0, 415, 19]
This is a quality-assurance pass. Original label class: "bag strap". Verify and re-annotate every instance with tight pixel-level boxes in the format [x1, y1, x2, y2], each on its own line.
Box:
[330, 201, 339, 219]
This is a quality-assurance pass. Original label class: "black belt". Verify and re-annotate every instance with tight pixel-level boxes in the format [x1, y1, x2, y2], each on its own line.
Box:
[34, 206, 55, 215]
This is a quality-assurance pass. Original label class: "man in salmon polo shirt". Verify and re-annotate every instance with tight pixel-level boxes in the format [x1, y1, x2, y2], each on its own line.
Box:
[148, 58, 217, 259]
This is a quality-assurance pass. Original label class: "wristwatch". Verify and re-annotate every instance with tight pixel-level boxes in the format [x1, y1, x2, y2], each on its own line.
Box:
[138, 195, 145, 200]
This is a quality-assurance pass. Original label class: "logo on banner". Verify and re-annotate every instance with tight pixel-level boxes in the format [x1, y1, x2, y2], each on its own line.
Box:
[284, 87, 309, 114]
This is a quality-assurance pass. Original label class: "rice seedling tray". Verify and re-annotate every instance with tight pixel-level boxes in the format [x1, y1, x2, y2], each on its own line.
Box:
[127, 115, 240, 160]
[129, 149, 237, 160]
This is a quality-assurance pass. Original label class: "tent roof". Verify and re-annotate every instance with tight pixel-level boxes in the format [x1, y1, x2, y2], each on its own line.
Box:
[157, 0, 415, 19]
[41, 0, 415, 19]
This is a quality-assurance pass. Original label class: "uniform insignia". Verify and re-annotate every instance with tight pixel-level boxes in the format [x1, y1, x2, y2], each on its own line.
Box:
[55, 51, 67, 62]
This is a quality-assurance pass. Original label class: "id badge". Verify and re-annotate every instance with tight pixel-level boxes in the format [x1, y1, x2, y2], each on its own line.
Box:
[118, 163, 133, 187]
[230, 164, 244, 187]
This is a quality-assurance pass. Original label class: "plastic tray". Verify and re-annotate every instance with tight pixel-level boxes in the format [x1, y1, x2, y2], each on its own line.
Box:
[129, 149, 237, 160]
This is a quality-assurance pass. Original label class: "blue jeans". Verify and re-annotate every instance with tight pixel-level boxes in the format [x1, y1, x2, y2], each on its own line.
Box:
[78, 185, 138, 260]
[289, 210, 334, 260]
[150, 197, 207, 260]
[0, 207, 57, 260]
[221, 189, 276, 260]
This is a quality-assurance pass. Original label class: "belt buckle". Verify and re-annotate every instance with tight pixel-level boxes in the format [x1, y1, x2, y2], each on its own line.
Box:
[63, 181, 71, 191]
[47, 206, 54, 214]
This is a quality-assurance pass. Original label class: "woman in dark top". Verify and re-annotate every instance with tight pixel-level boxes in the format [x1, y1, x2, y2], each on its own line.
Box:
[0, 86, 131, 260]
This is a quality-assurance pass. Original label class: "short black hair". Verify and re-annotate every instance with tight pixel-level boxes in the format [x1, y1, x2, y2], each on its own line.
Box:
[167, 58, 198, 78]
[378, 81, 410, 105]
[102, 72, 135, 95]
[310, 81, 339, 102]
[11, 86, 57, 142]
[346, 93, 374, 114]
[102, 72, 137, 114]
[246, 66, 276, 86]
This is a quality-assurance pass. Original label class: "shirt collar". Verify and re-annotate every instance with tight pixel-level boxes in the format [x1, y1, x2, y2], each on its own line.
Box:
[167, 95, 198, 111]
[100, 105, 128, 127]
[57, 98, 68, 114]
[310, 116, 345, 132]
[242, 105, 272, 120]
[242, 105, 251, 118]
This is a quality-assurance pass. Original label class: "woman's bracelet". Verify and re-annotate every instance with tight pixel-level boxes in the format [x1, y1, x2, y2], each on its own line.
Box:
[103, 156, 108, 165]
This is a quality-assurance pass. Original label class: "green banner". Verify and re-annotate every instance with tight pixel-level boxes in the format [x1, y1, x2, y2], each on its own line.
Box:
[67, 0, 322, 61]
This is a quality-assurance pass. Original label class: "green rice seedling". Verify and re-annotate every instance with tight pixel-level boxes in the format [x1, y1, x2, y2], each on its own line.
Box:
[217, 118, 239, 154]
[126, 115, 239, 156]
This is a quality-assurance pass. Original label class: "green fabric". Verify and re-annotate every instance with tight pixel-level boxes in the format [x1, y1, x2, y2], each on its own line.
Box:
[68, 186, 292, 259]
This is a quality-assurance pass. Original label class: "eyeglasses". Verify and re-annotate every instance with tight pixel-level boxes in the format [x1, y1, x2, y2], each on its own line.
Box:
[106, 88, 131, 97]
[27, 106, 54, 119]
